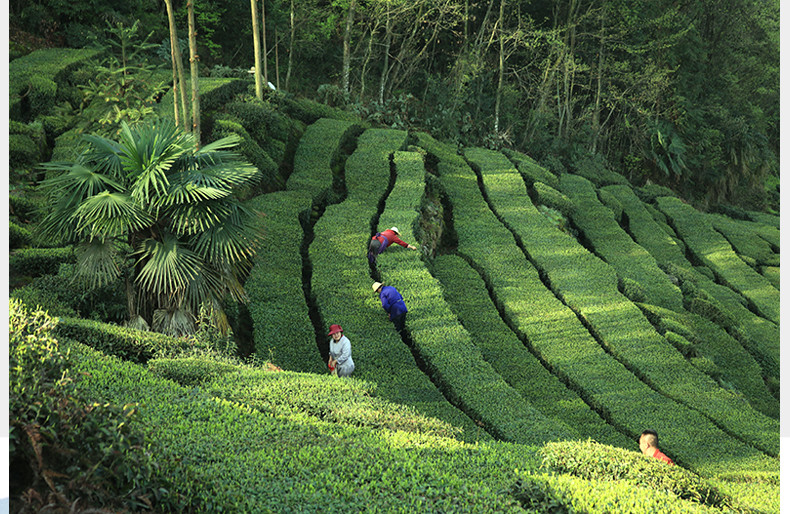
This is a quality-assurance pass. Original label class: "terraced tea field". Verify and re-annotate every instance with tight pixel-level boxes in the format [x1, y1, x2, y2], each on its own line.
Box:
[247, 119, 780, 480]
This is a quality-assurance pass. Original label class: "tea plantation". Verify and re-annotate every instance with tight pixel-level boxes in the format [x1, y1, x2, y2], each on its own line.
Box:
[9, 49, 779, 512]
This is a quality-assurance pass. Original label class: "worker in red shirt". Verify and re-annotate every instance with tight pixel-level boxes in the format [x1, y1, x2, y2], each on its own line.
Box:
[639, 429, 674, 465]
[368, 226, 417, 264]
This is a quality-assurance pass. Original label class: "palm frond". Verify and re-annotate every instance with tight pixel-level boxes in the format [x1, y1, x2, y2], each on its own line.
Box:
[173, 161, 261, 191]
[165, 201, 231, 236]
[190, 203, 261, 265]
[73, 191, 154, 238]
[195, 133, 242, 154]
[134, 234, 204, 299]
[74, 239, 122, 289]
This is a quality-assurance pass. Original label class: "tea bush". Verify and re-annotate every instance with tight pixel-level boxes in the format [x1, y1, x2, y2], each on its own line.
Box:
[431, 254, 633, 449]
[657, 197, 779, 324]
[53, 316, 212, 363]
[504, 148, 559, 188]
[533, 181, 575, 217]
[309, 127, 488, 442]
[9, 48, 100, 121]
[558, 173, 683, 311]
[637, 304, 777, 419]
[377, 150, 573, 445]
[68, 340, 537, 512]
[10, 246, 75, 277]
[415, 133, 776, 476]
[707, 213, 779, 267]
[605, 186, 779, 381]
[9, 300, 172, 512]
[465, 147, 778, 457]
[245, 190, 319, 372]
[201, 366, 462, 438]
[539, 440, 731, 510]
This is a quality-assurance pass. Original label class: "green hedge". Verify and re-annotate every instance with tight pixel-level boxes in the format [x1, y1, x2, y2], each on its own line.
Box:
[54, 317, 209, 364]
[465, 147, 778, 458]
[532, 181, 574, 217]
[707, 214, 779, 267]
[656, 197, 779, 324]
[213, 116, 281, 194]
[9, 48, 100, 121]
[415, 134, 776, 476]
[286, 118, 362, 204]
[199, 366, 461, 439]
[431, 254, 632, 449]
[67, 341, 540, 512]
[504, 149, 559, 188]
[558, 174, 683, 311]
[604, 187, 779, 381]
[277, 93, 362, 125]
[637, 304, 778, 419]
[245, 191, 320, 372]
[376, 150, 574, 445]
[539, 440, 730, 509]
[156, 77, 251, 121]
[9, 221, 33, 249]
[760, 266, 779, 290]
[569, 155, 630, 187]
[9, 246, 75, 277]
[148, 355, 239, 386]
[511, 473, 719, 513]
[308, 128, 489, 442]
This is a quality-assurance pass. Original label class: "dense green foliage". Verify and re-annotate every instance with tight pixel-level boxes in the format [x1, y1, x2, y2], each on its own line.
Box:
[9, 301, 171, 512]
[8, 20, 779, 509]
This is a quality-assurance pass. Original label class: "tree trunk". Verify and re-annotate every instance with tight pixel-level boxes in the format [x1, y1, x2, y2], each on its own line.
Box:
[261, 0, 269, 85]
[165, 0, 181, 127]
[187, 0, 201, 146]
[494, 0, 505, 134]
[250, 0, 264, 99]
[275, 25, 280, 90]
[591, 12, 605, 153]
[379, 9, 391, 104]
[165, 0, 189, 131]
[285, 0, 294, 91]
[342, 0, 357, 96]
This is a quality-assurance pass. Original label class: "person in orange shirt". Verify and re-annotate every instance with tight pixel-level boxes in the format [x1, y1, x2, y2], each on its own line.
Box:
[639, 429, 674, 465]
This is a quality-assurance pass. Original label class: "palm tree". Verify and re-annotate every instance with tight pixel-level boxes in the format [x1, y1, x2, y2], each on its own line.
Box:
[37, 119, 261, 336]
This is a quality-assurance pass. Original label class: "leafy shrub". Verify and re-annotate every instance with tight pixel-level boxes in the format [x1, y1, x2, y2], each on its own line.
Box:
[9, 47, 100, 121]
[9, 221, 32, 249]
[9, 246, 75, 277]
[9, 193, 43, 223]
[636, 183, 678, 203]
[9, 300, 171, 512]
[619, 276, 647, 303]
[597, 187, 623, 220]
[533, 181, 574, 217]
[505, 149, 559, 188]
[213, 116, 281, 195]
[53, 316, 212, 364]
[689, 356, 722, 381]
[539, 440, 730, 509]
[148, 355, 239, 386]
[570, 154, 630, 187]
[664, 331, 696, 358]
[278, 93, 362, 125]
[10, 283, 79, 318]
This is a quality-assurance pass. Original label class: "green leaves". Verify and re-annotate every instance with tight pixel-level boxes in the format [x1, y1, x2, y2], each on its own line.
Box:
[36, 119, 261, 333]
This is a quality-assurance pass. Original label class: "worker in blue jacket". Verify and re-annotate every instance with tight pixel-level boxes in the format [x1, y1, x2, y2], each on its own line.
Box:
[372, 281, 408, 333]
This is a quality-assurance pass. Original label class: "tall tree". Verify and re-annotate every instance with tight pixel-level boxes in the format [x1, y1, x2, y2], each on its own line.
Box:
[342, 0, 357, 96]
[493, 0, 505, 134]
[165, 0, 189, 131]
[37, 120, 261, 335]
[261, 0, 269, 85]
[187, 0, 201, 145]
[250, 0, 264, 99]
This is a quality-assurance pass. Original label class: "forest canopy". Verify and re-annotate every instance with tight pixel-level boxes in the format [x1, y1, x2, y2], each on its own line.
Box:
[10, 0, 779, 210]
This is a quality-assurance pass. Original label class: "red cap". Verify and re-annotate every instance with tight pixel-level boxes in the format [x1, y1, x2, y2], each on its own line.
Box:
[327, 324, 343, 336]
